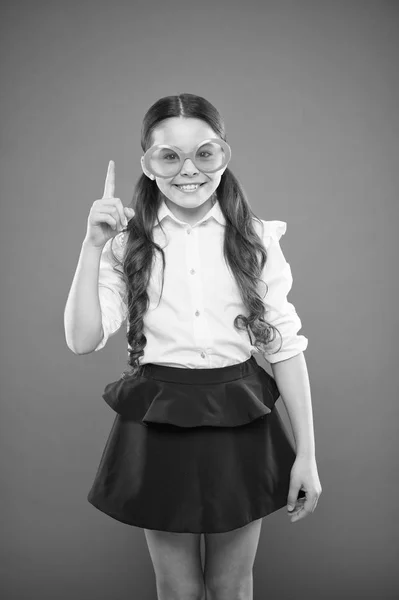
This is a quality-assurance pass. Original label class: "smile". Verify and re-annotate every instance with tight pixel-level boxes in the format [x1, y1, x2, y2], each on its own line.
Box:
[174, 183, 206, 192]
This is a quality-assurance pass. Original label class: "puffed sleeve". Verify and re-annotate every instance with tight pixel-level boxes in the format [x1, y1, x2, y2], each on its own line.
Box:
[93, 232, 128, 351]
[258, 220, 308, 363]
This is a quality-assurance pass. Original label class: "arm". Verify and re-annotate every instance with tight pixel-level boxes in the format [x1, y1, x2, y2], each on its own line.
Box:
[259, 220, 313, 456]
[271, 352, 315, 458]
[64, 240, 104, 354]
[64, 234, 127, 354]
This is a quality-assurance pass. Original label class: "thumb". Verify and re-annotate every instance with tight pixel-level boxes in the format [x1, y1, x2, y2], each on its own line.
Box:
[287, 487, 299, 512]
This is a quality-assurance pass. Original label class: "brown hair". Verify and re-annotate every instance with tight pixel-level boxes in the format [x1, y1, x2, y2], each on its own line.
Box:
[110, 93, 282, 377]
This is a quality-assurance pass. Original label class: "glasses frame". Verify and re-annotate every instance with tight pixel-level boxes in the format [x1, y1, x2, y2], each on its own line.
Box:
[142, 138, 232, 179]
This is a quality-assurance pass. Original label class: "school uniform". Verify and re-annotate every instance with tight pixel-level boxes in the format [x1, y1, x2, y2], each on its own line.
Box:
[87, 198, 308, 533]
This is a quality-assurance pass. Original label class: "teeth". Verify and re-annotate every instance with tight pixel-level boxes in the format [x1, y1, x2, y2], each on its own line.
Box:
[177, 184, 200, 190]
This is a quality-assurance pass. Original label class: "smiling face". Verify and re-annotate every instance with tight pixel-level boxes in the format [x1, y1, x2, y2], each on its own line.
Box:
[141, 117, 228, 222]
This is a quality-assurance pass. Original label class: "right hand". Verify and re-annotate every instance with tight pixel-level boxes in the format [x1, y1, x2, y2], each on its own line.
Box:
[84, 160, 135, 248]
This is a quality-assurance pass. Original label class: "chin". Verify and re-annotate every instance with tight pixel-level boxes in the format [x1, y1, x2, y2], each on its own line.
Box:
[167, 197, 209, 209]
[161, 188, 210, 203]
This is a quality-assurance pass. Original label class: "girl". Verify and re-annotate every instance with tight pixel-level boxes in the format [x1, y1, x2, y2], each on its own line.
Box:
[64, 93, 322, 600]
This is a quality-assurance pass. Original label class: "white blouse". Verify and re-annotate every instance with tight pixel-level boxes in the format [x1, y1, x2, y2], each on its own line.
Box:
[93, 198, 308, 368]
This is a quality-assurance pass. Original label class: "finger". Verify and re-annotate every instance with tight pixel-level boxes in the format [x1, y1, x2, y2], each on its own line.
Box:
[124, 206, 135, 221]
[102, 200, 127, 230]
[290, 509, 306, 523]
[286, 501, 302, 517]
[114, 198, 127, 229]
[309, 493, 319, 513]
[290, 497, 313, 522]
[97, 212, 118, 231]
[289, 500, 307, 520]
[103, 160, 115, 198]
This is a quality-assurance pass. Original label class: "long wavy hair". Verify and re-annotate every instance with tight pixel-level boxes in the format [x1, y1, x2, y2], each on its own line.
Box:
[109, 93, 282, 378]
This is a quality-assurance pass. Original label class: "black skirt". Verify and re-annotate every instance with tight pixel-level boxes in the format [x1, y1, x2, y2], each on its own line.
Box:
[87, 355, 305, 534]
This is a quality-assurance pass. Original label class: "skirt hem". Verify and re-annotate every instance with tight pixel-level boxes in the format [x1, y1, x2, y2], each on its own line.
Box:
[87, 493, 291, 534]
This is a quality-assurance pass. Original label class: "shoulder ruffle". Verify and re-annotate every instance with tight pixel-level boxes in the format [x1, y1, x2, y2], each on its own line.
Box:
[101, 367, 281, 428]
[262, 220, 287, 242]
[252, 218, 287, 244]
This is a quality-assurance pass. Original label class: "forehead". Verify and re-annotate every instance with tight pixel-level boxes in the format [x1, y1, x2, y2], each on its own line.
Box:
[151, 117, 217, 149]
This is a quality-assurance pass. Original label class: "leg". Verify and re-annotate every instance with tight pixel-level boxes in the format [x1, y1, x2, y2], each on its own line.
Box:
[203, 518, 263, 600]
[144, 529, 205, 600]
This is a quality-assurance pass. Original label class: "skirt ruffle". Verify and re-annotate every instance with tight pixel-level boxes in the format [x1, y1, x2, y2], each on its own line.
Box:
[102, 360, 280, 428]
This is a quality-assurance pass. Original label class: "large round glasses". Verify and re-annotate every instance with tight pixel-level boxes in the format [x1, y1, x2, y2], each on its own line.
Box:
[142, 138, 232, 179]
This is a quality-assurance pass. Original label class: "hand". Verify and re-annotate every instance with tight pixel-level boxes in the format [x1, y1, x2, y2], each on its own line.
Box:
[84, 160, 135, 248]
[286, 455, 322, 523]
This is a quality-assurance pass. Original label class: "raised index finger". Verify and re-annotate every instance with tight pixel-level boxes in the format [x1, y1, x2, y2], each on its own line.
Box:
[103, 160, 115, 198]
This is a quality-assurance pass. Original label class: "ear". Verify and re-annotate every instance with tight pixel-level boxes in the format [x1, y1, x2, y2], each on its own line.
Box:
[141, 156, 155, 180]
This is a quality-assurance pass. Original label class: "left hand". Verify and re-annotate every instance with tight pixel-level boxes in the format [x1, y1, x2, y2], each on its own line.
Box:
[287, 455, 322, 523]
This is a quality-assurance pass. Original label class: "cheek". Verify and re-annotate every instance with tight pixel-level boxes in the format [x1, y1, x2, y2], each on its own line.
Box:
[155, 181, 174, 199]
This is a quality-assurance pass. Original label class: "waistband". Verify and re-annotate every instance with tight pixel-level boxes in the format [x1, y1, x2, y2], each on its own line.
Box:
[139, 355, 261, 385]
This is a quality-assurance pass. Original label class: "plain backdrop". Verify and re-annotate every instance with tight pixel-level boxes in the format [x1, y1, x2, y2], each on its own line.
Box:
[1, 0, 398, 598]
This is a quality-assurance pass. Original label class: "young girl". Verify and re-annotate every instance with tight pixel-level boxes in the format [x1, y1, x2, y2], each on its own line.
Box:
[64, 93, 321, 600]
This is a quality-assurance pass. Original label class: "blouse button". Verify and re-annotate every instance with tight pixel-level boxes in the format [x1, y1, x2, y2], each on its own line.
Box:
[190, 268, 196, 275]
[195, 310, 200, 316]
[201, 352, 206, 358]
[186, 228, 191, 235]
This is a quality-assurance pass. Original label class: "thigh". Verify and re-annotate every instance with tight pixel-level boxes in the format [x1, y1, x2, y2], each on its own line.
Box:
[144, 529, 204, 594]
[203, 518, 262, 587]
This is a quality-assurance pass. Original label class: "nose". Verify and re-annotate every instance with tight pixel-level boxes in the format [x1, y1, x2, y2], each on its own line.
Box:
[179, 158, 199, 176]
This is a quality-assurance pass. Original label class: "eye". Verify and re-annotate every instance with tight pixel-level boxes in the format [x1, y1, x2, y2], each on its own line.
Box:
[163, 153, 178, 160]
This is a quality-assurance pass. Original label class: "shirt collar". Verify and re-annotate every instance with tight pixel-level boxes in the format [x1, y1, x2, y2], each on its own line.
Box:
[155, 197, 226, 228]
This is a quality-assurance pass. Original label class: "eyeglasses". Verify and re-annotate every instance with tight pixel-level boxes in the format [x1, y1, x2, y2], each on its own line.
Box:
[142, 138, 232, 179]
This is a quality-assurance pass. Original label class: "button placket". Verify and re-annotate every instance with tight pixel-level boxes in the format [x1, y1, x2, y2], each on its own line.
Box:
[186, 228, 210, 350]
[184, 223, 212, 361]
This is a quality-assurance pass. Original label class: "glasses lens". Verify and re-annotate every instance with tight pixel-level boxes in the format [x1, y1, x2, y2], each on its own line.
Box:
[195, 141, 226, 172]
[148, 147, 180, 178]
[148, 141, 227, 177]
